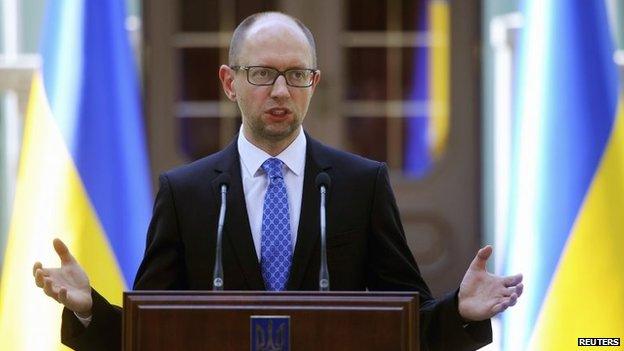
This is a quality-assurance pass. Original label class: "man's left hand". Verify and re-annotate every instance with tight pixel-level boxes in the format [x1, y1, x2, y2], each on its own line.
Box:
[458, 245, 523, 321]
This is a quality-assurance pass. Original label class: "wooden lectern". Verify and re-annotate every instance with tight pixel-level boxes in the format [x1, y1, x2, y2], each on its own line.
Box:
[123, 291, 419, 351]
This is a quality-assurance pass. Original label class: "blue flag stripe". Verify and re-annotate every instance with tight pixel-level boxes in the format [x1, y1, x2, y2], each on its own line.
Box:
[404, 0, 431, 176]
[40, 0, 152, 286]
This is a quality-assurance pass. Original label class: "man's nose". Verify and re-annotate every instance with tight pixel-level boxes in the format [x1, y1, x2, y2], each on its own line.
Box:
[270, 75, 290, 99]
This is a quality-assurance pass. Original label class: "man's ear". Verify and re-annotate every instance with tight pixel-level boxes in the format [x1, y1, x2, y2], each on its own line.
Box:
[219, 65, 237, 101]
[310, 69, 321, 93]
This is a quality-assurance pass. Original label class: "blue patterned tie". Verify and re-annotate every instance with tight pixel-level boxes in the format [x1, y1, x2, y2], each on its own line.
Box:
[260, 158, 293, 291]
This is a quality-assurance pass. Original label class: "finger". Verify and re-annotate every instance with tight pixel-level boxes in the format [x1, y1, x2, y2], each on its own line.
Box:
[508, 293, 518, 307]
[53, 238, 76, 265]
[470, 245, 493, 271]
[33, 262, 46, 288]
[492, 295, 514, 315]
[43, 277, 60, 302]
[58, 287, 68, 304]
[502, 286, 516, 297]
[35, 269, 47, 288]
[504, 273, 523, 287]
[492, 301, 507, 315]
[33, 262, 43, 277]
[501, 283, 523, 296]
[498, 294, 518, 311]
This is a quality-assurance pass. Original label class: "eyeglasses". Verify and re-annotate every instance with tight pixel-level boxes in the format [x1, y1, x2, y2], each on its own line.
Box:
[230, 65, 317, 88]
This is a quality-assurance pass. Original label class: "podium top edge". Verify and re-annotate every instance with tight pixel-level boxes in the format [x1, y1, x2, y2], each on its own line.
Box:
[123, 290, 420, 297]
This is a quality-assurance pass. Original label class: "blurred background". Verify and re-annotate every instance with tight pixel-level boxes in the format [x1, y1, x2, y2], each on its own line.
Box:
[0, 0, 623, 350]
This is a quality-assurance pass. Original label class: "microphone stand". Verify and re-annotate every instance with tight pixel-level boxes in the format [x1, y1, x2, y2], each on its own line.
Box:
[316, 173, 331, 291]
[212, 175, 229, 290]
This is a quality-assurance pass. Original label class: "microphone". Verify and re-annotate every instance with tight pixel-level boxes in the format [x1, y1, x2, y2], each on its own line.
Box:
[212, 173, 230, 291]
[315, 172, 331, 291]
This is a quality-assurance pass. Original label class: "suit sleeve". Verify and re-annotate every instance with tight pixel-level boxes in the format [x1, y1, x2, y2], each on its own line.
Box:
[366, 163, 492, 351]
[61, 289, 121, 351]
[61, 174, 186, 350]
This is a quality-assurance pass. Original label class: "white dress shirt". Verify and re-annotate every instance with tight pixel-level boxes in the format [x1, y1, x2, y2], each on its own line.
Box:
[237, 126, 306, 261]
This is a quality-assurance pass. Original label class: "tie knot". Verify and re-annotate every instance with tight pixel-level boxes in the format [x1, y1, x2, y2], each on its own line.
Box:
[262, 158, 284, 180]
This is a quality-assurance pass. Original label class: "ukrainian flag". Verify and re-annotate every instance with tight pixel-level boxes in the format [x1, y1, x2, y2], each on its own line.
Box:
[0, 1, 151, 349]
[503, 0, 624, 350]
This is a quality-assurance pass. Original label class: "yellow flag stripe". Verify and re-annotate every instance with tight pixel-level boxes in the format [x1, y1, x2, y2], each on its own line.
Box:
[529, 96, 624, 349]
[428, 0, 450, 159]
[0, 74, 126, 350]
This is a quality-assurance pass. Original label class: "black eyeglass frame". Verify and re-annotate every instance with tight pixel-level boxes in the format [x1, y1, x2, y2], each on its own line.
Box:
[230, 65, 318, 88]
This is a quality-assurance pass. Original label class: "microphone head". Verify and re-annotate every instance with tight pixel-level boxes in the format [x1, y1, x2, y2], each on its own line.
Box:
[315, 172, 331, 190]
[217, 173, 231, 188]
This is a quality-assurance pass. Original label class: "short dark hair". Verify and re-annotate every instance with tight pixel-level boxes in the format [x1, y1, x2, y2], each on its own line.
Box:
[228, 12, 317, 68]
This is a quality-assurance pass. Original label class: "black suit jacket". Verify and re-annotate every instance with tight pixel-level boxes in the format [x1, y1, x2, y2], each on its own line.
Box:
[62, 134, 491, 350]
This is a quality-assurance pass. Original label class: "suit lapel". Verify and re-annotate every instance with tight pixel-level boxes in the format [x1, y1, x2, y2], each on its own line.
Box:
[287, 135, 331, 290]
[211, 139, 265, 290]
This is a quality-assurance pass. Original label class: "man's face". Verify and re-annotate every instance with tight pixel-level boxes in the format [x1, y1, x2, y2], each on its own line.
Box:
[223, 20, 320, 145]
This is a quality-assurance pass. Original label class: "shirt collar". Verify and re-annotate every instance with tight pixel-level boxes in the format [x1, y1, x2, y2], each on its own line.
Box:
[237, 126, 307, 178]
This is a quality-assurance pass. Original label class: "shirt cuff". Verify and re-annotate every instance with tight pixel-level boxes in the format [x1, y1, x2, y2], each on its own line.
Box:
[74, 312, 92, 327]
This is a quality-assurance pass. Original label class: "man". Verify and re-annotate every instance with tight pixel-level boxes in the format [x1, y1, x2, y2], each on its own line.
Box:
[33, 11, 523, 351]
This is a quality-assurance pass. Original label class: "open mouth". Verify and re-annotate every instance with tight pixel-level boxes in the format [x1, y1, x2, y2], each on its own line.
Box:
[265, 107, 292, 119]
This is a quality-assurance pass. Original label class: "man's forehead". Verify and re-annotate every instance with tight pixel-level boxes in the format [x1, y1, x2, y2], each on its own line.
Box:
[245, 15, 307, 43]
[239, 18, 313, 66]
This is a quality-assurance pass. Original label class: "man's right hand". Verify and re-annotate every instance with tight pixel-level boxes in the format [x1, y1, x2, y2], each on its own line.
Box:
[33, 238, 93, 318]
